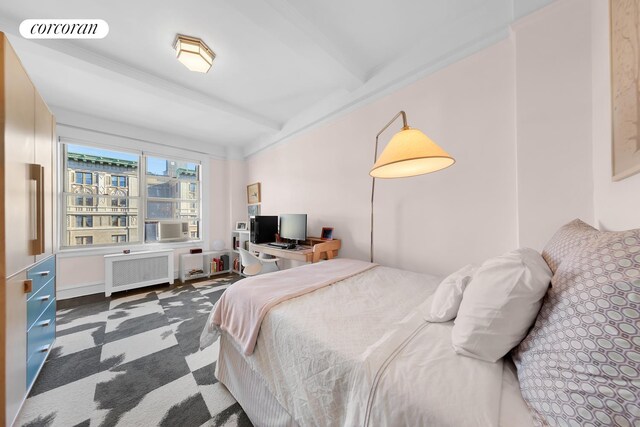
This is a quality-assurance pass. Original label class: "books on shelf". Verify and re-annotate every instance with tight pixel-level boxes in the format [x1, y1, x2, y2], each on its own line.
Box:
[188, 269, 204, 277]
[210, 255, 230, 273]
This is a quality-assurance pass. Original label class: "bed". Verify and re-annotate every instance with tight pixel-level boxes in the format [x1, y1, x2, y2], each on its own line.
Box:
[204, 220, 640, 426]
[202, 263, 534, 426]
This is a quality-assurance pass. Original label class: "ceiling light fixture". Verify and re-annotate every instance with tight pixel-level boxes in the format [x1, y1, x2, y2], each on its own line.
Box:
[173, 34, 215, 73]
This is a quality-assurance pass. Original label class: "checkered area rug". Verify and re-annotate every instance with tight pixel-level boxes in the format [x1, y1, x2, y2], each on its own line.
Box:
[17, 274, 252, 427]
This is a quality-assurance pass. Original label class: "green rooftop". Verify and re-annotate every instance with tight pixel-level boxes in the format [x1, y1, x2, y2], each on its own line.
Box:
[176, 167, 197, 177]
[68, 153, 138, 168]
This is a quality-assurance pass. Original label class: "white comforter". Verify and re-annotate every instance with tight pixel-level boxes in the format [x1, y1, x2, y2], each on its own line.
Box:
[224, 266, 533, 426]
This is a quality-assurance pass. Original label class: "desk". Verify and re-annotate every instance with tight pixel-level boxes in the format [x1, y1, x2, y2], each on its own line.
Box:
[249, 243, 313, 262]
[249, 238, 341, 264]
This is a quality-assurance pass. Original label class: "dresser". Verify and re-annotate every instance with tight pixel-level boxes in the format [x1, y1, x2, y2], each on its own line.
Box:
[25, 256, 56, 390]
[1, 33, 57, 426]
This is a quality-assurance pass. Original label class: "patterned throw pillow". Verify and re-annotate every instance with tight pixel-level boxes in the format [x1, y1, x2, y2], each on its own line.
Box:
[541, 219, 599, 274]
[513, 228, 640, 426]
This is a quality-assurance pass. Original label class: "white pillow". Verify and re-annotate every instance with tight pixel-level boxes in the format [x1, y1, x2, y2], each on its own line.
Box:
[418, 264, 477, 322]
[451, 248, 552, 362]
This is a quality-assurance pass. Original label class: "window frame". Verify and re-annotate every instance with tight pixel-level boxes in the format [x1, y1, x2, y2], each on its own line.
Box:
[60, 142, 203, 250]
[142, 155, 202, 242]
[62, 144, 142, 249]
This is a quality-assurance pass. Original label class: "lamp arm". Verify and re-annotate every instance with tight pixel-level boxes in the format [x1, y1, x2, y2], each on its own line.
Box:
[370, 111, 408, 263]
[375, 111, 408, 140]
[370, 136, 378, 263]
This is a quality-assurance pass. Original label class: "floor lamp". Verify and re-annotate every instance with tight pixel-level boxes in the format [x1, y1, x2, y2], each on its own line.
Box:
[369, 111, 455, 263]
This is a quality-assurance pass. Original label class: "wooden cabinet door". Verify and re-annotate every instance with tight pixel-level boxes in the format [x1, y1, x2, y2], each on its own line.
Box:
[5, 270, 27, 427]
[34, 93, 54, 260]
[4, 38, 36, 276]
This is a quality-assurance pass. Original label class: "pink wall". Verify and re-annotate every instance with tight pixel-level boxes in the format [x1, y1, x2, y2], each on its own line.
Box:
[246, 40, 519, 275]
[209, 158, 230, 245]
[229, 159, 247, 239]
[244, 0, 640, 275]
[513, 0, 595, 249]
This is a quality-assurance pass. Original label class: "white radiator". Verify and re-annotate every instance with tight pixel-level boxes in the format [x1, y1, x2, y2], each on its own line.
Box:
[104, 250, 174, 297]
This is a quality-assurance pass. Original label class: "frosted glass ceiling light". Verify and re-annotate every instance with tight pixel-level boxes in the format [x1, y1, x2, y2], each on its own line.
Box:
[173, 34, 215, 73]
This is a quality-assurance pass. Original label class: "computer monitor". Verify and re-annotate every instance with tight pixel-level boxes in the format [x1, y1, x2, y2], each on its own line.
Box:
[279, 214, 307, 241]
[250, 215, 278, 244]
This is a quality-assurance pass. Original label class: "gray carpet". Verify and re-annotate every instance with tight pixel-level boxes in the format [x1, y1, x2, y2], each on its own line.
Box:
[17, 274, 253, 427]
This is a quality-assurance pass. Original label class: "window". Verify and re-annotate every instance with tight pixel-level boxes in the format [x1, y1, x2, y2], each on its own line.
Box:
[144, 156, 201, 242]
[111, 216, 127, 227]
[75, 172, 93, 185]
[75, 215, 93, 228]
[62, 143, 202, 248]
[75, 236, 93, 245]
[111, 198, 128, 208]
[64, 144, 140, 247]
[111, 176, 127, 187]
[74, 196, 94, 207]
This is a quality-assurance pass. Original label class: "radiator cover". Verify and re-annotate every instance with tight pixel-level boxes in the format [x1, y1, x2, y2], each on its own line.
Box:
[104, 250, 174, 297]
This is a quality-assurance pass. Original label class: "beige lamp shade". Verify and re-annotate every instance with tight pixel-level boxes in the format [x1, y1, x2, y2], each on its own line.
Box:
[370, 127, 455, 178]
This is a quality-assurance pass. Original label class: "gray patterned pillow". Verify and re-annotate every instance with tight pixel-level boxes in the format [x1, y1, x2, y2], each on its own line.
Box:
[541, 219, 599, 274]
[513, 228, 640, 426]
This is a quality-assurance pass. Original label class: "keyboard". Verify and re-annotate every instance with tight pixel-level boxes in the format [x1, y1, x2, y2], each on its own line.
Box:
[267, 242, 296, 249]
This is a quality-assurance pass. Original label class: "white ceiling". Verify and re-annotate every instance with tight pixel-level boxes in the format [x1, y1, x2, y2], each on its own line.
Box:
[0, 0, 554, 157]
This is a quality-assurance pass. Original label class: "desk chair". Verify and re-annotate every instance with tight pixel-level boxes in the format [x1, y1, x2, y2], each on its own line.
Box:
[312, 240, 341, 263]
[239, 247, 280, 276]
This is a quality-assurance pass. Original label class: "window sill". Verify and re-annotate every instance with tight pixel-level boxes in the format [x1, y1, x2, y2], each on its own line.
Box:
[57, 240, 204, 258]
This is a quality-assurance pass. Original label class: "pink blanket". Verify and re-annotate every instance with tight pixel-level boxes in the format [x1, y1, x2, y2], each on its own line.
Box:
[211, 258, 376, 355]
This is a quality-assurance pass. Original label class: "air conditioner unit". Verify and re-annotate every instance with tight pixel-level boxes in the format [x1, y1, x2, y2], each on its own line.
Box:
[158, 220, 189, 242]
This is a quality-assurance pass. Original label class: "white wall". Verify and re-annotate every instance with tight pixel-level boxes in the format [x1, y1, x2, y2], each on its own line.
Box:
[210, 158, 230, 246]
[246, 40, 519, 276]
[591, 0, 640, 231]
[229, 159, 248, 235]
[244, 0, 640, 275]
[514, 0, 594, 250]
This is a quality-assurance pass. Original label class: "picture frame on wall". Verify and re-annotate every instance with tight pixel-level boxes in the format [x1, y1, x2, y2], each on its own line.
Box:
[321, 227, 334, 240]
[248, 203, 261, 217]
[610, 0, 640, 181]
[235, 221, 248, 231]
[247, 182, 261, 204]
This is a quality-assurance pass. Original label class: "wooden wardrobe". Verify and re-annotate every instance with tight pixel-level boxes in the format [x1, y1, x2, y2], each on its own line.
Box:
[1, 33, 57, 426]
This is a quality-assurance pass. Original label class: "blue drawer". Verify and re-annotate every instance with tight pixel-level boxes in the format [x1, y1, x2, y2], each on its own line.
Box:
[27, 276, 55, 330]
[27, 299, 56, 365]
[27, 342, 48, 391]
[27, 256, 55, 298]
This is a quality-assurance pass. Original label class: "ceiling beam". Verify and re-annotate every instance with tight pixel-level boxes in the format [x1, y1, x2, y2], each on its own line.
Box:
[243, 24, 512, 157]
[0, 19, 282, 131]
[229, 0, 366, 91]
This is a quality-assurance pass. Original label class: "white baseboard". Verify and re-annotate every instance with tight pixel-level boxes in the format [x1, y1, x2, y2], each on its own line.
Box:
[57, 282, 104, 300]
